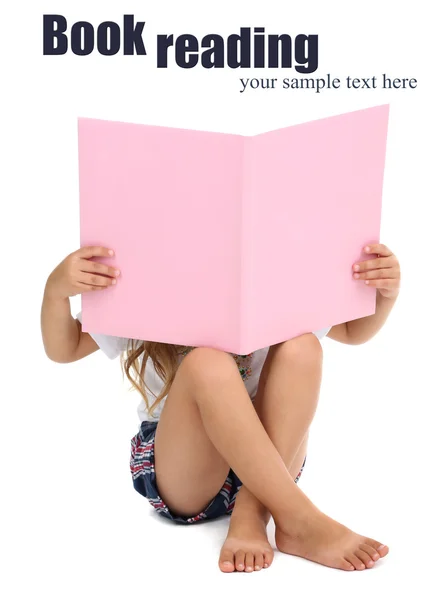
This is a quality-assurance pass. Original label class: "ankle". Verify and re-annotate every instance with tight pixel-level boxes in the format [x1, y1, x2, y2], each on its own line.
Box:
[273, 501, 321, 535]
[229, 507, 269, 532]
[230, 488, 269, 523]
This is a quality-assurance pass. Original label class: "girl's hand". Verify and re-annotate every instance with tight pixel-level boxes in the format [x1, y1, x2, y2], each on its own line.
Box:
[46, 246, 120, 300]
[352, 244, 400, 300]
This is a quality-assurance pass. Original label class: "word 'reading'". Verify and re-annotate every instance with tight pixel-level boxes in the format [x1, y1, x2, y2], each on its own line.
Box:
[43, 15, 319, 73]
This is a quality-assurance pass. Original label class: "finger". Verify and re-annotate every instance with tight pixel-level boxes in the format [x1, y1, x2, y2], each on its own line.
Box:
[78, 273, 117, 287]
[79, 259, 120, 278]
[353, 256, 396, 272]
[76, 283, 108, 293]
[76, 246, 114, 259]
[354, 268, 398, 281]
[363, 243, 392, 257]
[364, 278, 399, 288]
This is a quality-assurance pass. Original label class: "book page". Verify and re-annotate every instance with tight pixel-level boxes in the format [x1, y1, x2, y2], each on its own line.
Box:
[242, 105, 389, 351]
[79, 118, 244, 348]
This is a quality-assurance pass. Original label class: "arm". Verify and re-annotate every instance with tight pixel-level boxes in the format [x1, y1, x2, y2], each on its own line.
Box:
[41, 246, 120, 363]
[327, 243, 401, 346]
[41, 290, 98, 363]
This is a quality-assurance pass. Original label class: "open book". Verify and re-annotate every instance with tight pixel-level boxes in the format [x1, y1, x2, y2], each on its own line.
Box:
[78, 105, 389, 354]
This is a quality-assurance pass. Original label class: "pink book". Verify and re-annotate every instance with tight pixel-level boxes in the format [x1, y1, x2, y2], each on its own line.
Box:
[78, 105, 389, 354]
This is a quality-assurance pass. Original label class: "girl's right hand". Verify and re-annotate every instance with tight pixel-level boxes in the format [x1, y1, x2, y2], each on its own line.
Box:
[46, 246, 120, 300]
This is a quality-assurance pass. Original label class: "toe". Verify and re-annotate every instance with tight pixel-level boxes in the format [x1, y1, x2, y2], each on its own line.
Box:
[235, 550, 246, 572]
[360, 543, 380, 562]
[366, 538, 389, 558]
[339, 558, 355, 571]
[219, 549, 235, 573]
[346, 554, 366, 571]
[355, 549, 374, 569]
[263, 549, 274, 569]
[245, 552, 255, 573]
[254, 552, 264, 571]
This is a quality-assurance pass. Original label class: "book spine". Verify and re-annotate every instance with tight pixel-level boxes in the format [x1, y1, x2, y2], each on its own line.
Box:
[239, 136, 254, 354]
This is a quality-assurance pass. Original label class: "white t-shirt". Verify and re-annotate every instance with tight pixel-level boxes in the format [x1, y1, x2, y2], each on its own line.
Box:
[77, 313, 330, 422]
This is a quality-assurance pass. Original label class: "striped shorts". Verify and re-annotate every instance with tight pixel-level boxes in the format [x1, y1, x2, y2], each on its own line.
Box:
[130, 420, 306, 525]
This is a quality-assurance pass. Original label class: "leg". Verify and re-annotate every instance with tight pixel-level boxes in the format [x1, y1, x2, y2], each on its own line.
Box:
[220, 334, 320, 572]
[219, 439, 308, 572]
[154, 359, 231, 517]
[156, 345, 388, 572]
[220, 334, 388, 572]
[156, 347, 309, 518]
[155, 346, 300, 516]
[155, 338, 313, 520]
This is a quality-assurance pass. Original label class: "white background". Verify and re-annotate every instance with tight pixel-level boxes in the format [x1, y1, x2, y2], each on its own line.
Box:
[1, 1, 442, 598]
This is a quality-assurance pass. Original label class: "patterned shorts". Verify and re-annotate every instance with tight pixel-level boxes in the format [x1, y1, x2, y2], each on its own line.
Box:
[130, 420, 306, 525]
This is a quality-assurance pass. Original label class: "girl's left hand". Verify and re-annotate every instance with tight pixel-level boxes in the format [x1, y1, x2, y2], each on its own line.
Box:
[352, 244, 401, 300]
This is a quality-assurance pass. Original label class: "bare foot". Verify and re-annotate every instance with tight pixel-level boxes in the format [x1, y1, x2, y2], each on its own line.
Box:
[275, 510, 389, 571]
[219, 515, 274, 573]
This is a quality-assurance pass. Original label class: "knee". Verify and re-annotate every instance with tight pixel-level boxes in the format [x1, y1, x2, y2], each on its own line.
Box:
[180, 347, 237, 387]
[275, 334, 323, 371]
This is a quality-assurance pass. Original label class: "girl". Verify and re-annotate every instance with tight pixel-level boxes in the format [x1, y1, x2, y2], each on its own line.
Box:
[41, 242, 400, 574]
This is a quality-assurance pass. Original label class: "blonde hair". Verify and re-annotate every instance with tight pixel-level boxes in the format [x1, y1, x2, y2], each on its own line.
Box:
[122, 340, 186, 416]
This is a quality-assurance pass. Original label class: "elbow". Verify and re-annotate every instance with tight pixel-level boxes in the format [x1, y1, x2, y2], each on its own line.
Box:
[343, 323, 374, 346]
[344, 332, 375, 346]
[49, 355, 74, 364]
[44, 346, 76, 364]
[345, 338, 367, 346]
